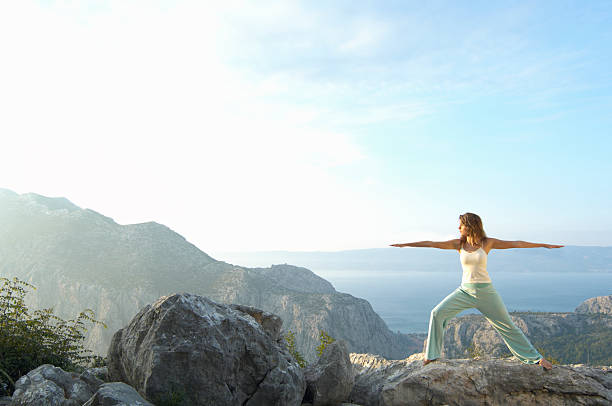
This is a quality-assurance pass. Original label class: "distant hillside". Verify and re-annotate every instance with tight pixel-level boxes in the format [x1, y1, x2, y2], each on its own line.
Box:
[0, 188, 419, 362]
[214, 244, 612, 273]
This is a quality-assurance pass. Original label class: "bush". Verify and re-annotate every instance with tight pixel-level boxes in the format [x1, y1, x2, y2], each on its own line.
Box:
[466, 342, 483, 359]
[316, 330, 335, 358]
[0, 277, 106, 395]
[284, 330, 307, 368]
[284, 329, 338, 367]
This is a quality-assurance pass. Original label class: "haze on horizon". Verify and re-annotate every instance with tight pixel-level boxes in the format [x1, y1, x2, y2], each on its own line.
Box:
[1, 1, 611, 253]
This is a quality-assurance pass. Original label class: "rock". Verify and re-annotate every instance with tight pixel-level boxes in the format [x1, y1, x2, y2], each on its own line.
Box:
[107, 293, 306, 406]
[577, 295, 612, 315]
[229, 303, 283, 341]
[84, 367, 109, 382]
[349, 352, 612, 405]
[303, 404, 364, 406]
[0, 397, 11, 406]
[10, 364, 103, 406]
[82, 382, 153, 406]
[304, 340, 355, 406]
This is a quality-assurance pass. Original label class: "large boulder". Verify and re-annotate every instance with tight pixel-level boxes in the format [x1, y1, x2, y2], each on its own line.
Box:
[107, 292, 306, 406]
[349, 353, 612, 405]
[82, 383, 153, 406]
[10, 364, 103, 406]
[304, 340, 355, 406]
[576, 295, 612, 315]
[228, 303, 283, 341]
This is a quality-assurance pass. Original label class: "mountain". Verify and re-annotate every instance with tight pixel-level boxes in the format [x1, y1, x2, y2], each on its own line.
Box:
[0, 188, 420, 362]
[214, 244, 612, 273]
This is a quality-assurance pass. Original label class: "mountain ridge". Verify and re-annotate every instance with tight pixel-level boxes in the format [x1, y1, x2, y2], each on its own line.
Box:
[214, 244, 612, 273]
[0, 187, 419, 362]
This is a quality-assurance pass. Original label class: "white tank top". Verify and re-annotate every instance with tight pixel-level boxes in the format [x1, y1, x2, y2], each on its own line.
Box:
[460, 246, 492, 284]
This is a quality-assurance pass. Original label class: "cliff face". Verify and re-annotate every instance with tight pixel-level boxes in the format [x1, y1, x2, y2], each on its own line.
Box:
[576, 295, 612, 315]
[0, 188, 417, 362]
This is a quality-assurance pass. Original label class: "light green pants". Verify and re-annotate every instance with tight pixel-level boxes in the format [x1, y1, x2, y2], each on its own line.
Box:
[425, 283, 542, 364]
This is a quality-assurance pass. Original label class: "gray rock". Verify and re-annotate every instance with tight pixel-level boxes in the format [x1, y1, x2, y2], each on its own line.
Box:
[82, 382, 153, 406]
[229, 303, 283, 341]
[84, 367, 109, 383]
[0, 397, 11, 406]
[577, 295, 612, 315]
[304, 340, 355, 406]
[10, 364, 103, 406]
[349, 352, 612, 406]
[304, 404, 364, 406]
[107, 293, 306, 406]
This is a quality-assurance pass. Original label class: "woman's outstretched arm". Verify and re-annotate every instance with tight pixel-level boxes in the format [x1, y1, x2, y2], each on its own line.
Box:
[390, 239, 460, 250]
[488, 238, 564, 250]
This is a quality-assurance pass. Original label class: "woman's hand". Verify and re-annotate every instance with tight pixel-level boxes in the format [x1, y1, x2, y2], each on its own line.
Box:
[543, 244, 564, 249]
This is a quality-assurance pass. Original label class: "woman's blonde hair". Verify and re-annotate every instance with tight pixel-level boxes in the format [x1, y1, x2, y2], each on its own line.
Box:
[459, 212, 487, 248]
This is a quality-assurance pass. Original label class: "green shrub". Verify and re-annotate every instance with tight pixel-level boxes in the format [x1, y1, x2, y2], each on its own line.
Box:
[153, 383, 189, 406]
[466, 342, 483, 359]
[0, 277, 106, 395]
[284, 330, 306, 368]
[316, 330, 335, 358]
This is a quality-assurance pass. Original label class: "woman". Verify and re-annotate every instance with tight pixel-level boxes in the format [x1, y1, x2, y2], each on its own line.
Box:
[391, 213, 563, 370]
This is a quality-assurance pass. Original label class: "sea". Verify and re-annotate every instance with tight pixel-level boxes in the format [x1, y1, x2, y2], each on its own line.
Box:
[312, 270, 612, 334]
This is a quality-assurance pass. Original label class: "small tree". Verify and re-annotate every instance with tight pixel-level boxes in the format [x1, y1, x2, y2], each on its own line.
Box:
[316, 330, 335, 357]
[0, 277, 106, 395]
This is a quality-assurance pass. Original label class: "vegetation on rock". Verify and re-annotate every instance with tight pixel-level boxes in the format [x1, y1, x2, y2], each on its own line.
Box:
[316, 330, 336, 358]
[285, 329, 337, 368]
[0, 277, 106, 395]
[284, 330, 307, 368]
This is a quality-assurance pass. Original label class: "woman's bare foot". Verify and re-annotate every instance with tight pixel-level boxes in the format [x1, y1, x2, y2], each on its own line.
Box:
[423, 358, 437, 366]
[539, 358, 553, 370]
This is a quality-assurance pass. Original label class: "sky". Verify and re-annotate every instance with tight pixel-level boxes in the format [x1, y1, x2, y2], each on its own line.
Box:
[1, 1, 611, 254]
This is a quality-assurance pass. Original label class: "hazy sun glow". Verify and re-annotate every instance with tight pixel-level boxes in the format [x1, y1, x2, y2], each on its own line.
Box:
[2, 1, 611, 252]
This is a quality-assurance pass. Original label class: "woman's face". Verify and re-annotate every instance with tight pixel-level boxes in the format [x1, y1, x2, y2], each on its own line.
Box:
[459, 222, 467, 237]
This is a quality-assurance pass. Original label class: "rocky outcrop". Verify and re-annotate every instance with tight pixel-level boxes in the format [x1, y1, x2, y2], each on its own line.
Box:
[0, 188, 414, 362]
[304, 340, 355, 406]
[107, 293, 306, 406]
[577, 295, 612, 315]
[251, 264, 336, 294]
[82, 383, 153, 406]
[229, 303, 283, 340]
[8, 364, 152, 406]
[349, 353, 612, 405]
[10, 364, 103, 406]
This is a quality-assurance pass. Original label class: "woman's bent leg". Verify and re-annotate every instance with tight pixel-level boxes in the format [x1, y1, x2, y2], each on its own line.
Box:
[476, 286, 542, 364]
[425, 287, 476, 360]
